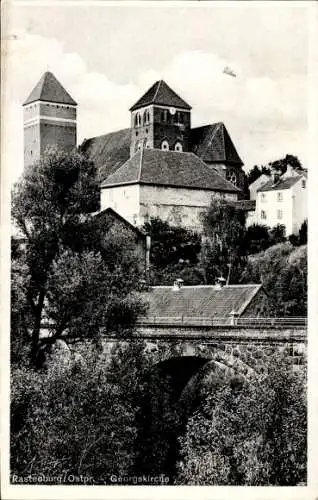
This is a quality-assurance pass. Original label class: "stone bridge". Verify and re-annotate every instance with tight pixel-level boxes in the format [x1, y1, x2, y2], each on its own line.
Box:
[101, 318, 307, 399]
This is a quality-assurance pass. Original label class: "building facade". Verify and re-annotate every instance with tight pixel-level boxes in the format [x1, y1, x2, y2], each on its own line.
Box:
[247, 166, 307, 235]
[23, 73, 248, 232]
[23, 72, 77, 168]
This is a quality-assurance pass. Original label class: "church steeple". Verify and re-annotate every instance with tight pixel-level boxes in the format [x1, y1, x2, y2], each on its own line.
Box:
[23, 72, 77, 168]
[129, 80, 191, 157]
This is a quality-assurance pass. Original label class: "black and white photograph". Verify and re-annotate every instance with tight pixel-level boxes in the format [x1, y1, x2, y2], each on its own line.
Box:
[1, 1, 316, 498]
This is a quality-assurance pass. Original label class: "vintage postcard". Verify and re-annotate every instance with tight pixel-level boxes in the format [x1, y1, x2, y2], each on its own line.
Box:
[1, 1, 317, 499]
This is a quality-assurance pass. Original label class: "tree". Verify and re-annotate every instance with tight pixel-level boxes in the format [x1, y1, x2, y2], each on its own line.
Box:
[176, 353, 306, 485]
[241, 242, 307, 316]
[10, 342, 147, 482]
[199, 199, 247, 284]
[270, 154, 303, 175]
[247, 165, 271, 185]
[143, 217, 202, 285]
[289, 220, 307, 247]
[11, 147, 145, 367]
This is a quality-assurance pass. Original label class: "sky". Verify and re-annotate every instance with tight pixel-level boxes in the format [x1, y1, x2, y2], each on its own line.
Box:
[2, 1, 312, 183]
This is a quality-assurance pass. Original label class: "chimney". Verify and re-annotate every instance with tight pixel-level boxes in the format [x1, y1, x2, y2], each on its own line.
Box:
[271, 169, 280, 184]
[173, 278, 184, 291]
[215, 276, 226, 289]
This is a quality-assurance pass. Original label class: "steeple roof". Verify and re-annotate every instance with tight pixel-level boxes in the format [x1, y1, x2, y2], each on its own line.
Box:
[191, 123, 243, 166]
[130, 80, 191, 112]
[23, 71, 77, 106]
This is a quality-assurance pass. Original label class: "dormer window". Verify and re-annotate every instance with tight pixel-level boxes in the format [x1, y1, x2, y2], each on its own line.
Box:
[174, 142, 183, 152]
[161, 140, 169, 151]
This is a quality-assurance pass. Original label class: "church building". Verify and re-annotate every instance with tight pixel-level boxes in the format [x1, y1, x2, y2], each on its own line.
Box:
[23, 73, 248, 232]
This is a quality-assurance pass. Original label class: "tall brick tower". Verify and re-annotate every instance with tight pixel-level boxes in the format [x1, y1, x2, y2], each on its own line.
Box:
[129, 80, 191, 157]
[23, 72, 77, 168]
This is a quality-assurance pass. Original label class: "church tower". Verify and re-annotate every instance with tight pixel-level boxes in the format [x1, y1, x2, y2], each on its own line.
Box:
[23, 72, 77, 168]
[129, 80, 191, 157]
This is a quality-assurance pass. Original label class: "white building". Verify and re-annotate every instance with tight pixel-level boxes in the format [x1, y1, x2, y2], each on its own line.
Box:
[249, 166, 307, 235]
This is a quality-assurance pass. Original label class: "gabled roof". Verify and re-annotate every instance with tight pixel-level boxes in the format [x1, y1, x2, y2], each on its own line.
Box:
[101, 149, 241, 193]
[190, 123, 243, 166]
[81, 128, 131, 182]
[141, 284, 263, 318]
[81, 122, 243, 183]
[130, 80, 191, 112]
[94, 207, 146, 238]
[24, 71, 77, 106]
[258, 175, 304, 192]
[232, 200, 256, 212]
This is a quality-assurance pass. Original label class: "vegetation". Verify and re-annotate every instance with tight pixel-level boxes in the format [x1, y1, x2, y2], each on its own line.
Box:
[242, 242, 307, 316]
[247, 154, 303, 185]
[176, 353, 306, 485]
[199, 199, 247, 284]
[11, 148, 145, 367]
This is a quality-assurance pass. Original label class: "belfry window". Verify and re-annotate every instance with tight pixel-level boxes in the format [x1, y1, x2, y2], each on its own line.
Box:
[161, 140, 169, 151]
[226, 169, 237, 186]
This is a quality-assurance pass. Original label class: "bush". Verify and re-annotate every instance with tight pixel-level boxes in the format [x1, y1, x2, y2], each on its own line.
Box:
[10, 342, 147, 483]
[176, 353, 306, 485]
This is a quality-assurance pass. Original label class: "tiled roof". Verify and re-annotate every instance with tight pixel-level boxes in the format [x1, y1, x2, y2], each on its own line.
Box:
[94, 207, 146, 237]
[81, 129, 131, 182]
[81, 122, 243, 183]
[258, 175, 303, 192]
[130, 80, 191, 112]
[190, 123, 243, 166]
[141, 284, 263, 318]
[24, 72, 77, 106]
[232, 200, 256, 211]
[101, 149, 241, 193]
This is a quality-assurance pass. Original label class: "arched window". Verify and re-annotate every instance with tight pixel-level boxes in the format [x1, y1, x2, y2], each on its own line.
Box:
[134, 114, 138, 127]
[138, 114, 141, 126]
[226, 169, 237, 186]
[161, 140, 169, 151]
[174, 142, 183, 152]
[142, 112, 146, 125]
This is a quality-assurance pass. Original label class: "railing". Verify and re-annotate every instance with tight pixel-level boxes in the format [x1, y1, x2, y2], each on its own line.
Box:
[136, 316, 307, 328]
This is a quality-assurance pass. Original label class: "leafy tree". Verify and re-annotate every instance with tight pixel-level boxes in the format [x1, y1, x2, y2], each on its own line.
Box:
[11, 147, 145, 367]
[176, 353, 306, 485]
[289, 220, 307, 247]
[10, 342, 147, 482]
[247, 165, 271, 185]
[245, 224, 271, 254]
[199, 199, 247, 284]
[143, 217, 202, 285]
[242, 243, 307, 316]
[270, 154, 303, 175]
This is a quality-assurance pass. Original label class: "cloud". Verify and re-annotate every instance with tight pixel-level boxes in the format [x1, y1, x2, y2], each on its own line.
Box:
[3, 31, 308, 184]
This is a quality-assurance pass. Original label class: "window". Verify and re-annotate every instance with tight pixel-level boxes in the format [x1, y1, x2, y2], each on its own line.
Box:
[226, 169, 237, 186]
[261, 193, 266, 202]
[161, 140, 169, 151]
[277, 209, 283, 220]
[302, 179, 306, 188]
[161, 110, 168, 122]
[134, 114, 138, 127]
[134, 140, 140, 152]
[261, 210, 267, 220]
[174, 142, 183, 152]
[145, 141, 151, 149]
[277, 192, 283, 202]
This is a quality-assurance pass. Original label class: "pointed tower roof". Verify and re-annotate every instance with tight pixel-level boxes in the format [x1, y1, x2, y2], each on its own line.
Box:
[130, 80, 191, 112]
[191, 123, 243, 166]
[23, 71, 77, 106]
